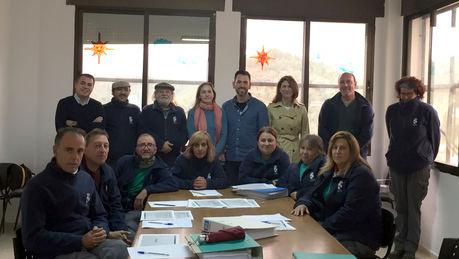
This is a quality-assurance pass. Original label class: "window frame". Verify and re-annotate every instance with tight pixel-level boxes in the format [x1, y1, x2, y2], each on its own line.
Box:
[73, 6, 216, 108]
[402, 2, 459, 176]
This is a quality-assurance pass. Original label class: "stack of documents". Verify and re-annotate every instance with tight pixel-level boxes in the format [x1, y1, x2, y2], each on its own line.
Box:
[202, 216, 277, 240]
[188, 198, 260, 208]
[127, 234, 194, 258]
[241, 213, 296, 231]
[233, 183, 288, 200]
[141, 210, 193, 228]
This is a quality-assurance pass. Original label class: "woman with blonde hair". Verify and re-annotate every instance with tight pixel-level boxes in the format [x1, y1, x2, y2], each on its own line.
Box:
[268, 75, 309, 162]
[187, 82, 227, 159]
[171, 131, 227, 190]
[292, 131, 381, 258]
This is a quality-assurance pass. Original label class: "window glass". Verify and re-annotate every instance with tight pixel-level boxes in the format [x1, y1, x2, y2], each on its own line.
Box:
[407, 15, 430, 84]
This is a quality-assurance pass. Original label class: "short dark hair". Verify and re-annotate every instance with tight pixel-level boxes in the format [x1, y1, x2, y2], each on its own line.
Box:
[137, 133, 155, 143]
[299, 134, 325, 156]
[272, 75, 299, 103]
[55, 127, 86, 146]
[85, 128, 109, 147]
[75, 73, 95, 84]
[234, 70, 251, 82]
[394, 76, 426, 99]
[257, 126, 278, 141]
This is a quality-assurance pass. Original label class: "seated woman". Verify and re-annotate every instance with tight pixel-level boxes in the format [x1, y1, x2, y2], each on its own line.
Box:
[238, 126, 290, 186]
[291, 131, 381, 258]
[171, 131, 227, 190]
[287, 134, 326, 200]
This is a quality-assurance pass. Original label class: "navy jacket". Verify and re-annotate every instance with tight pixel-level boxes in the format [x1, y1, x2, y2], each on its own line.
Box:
[80, 161, 128, 231]
[139, 101, 188, 166]
[318, 92, 374, 158]
[21, 158, 108, 258]
[55, 96, 104, 133]
[238, 147, 290, 186]
[295, 164, 381, 250]
[114, 154, 177, 211]
[385, 97, 440, 173]
[287, 156, 326, 197]
[104, 98, 140, 165]
[171, 154, 228, 189]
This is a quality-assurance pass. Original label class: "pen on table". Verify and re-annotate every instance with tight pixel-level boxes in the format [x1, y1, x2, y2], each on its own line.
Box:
[137, 251, 170, 256]
[147, 221, 174, 225]
[192, 191, 206, 195]
[153, 203, 176, 207]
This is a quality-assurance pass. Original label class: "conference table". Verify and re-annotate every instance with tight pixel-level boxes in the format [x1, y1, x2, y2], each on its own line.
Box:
[134, 189, 350, 258]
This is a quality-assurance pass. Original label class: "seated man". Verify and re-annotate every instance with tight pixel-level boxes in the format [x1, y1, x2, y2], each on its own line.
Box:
[115, 133, 177, 234]
[21, 127, 127, 259]
[81, 128, 131, 243]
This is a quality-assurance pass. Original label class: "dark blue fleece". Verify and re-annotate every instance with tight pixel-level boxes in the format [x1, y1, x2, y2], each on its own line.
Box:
[287, 156, 326, 197]
[139, 101, 188, 167]
[171, 154, 228, 189]
[21, 158, 108, 258]
[295, 164, 381, 250]
[385, 97, 440, 173]
[114, 154, 177, 211]
[80, 161, 128, 231]
[238, 147, 290, 186]
[55, 96, 104, 133]
[104, 98, 140, 165]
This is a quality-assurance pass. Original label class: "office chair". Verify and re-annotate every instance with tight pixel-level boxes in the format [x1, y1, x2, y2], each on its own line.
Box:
[13, 227, 35, 259]
[438, 238, 459, 259]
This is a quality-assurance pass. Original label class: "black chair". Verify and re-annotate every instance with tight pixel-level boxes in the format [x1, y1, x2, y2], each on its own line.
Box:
[438, 238, 459, 259]
[377, 207, 396, 259]
[13, 227, 35, 259]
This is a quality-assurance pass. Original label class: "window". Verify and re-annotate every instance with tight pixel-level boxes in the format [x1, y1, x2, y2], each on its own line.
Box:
[406, 3, 459, 173]
[77, 10, 213, 109]
[243, 18, 371, 135]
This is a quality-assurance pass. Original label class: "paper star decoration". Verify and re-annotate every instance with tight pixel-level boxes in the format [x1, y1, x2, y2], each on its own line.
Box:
[250, 45, 275, 70]
[84, 32, 114, 64]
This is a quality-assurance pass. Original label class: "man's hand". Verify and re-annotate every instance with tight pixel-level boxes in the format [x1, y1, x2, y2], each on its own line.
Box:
[193, 176, 207, 190]
[290, 191, 298, 200]
[291, 204, 310, 216]
[160, 141, 173, 153]
[134, 189, 148, 210]
[66, 120, 77, 127]
[82, 226, 106, 249]
[109, 230, 131, 245]
[93, 116, 103, 123]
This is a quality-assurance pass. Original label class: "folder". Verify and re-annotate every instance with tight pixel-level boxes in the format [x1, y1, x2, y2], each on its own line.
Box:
[292, 252, 357, 259]
[233, 187, 288, 200]
[202, 216, 277, 240]
[186, 233, 263, 259]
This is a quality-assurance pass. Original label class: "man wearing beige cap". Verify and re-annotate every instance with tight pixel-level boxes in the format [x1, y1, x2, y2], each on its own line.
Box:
[139, 82, 188, 166]
[104, 81, 140, 165]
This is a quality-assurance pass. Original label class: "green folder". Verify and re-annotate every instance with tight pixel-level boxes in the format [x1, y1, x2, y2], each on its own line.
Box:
[292, 252, 357, 259]
[186, 234, 263, 258]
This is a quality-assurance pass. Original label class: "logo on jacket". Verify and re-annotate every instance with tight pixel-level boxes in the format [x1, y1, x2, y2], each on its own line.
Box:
[173, 116, 177, 124]
[129, 116, 134, 125]
[337, 180, 344, 192]
[273, 165, 278, 176]
[85, 193, 91, 206]
[412, 118, 418, 127]
[309, 172, 315, 181]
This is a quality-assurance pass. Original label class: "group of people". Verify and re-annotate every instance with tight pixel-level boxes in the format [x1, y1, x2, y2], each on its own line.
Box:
[20, 70, 439, 259]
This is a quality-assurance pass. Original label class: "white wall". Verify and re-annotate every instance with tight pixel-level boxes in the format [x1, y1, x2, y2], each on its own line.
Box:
[1, 0, 458, 256]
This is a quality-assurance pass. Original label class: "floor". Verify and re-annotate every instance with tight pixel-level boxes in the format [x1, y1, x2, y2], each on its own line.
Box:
[0, 223, 438, 259]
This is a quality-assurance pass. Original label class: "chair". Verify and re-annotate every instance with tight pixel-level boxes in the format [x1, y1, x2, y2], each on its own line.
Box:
[13, 227, 36, 259]
[377, 207, 396, 259]
[438, 238, 459, 259]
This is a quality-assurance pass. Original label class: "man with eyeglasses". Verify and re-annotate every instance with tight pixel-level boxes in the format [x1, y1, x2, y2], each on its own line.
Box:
[318, 72, 374, 159]
[55, 73, 104, 133]
[114, 133, 177, 234]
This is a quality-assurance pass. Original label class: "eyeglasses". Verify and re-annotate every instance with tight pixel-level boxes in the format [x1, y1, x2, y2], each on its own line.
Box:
[137, 143, 156, 148]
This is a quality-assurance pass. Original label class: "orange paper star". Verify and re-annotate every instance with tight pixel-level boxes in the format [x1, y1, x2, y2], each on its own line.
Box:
[84, 33, 114, 64]
[250, 45, 275, 70]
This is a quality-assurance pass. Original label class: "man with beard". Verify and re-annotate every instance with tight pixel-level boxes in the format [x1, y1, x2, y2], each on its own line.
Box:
[55, 73, 104, 133]
[114, 133, 177, 234]
[139, 82, 188, 167]
[222, 70, 268, 185]
[104, 81, 140, 165]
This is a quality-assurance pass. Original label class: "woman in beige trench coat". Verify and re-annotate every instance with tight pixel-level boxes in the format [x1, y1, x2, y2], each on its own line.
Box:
[268, 76, 309, 162]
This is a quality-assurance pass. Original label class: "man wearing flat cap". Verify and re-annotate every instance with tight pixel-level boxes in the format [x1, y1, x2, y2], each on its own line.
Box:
[104, 81, 140, 165]
[139, 82, 188, 167]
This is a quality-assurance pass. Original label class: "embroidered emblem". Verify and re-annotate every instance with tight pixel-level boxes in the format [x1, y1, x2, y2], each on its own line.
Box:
[274, 165, 278, 173]
[337, 180, 344, 192]
[129, 116, 134, 125]
[173, 116, 177, 124]
[412, 118, 418, 127]
[86, 193, 91, 206]
[309, 172, 314, 180]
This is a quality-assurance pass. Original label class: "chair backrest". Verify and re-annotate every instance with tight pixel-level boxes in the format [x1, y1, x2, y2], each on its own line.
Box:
[0, 163, 33, 192]
[13, 227, 36, 259]
[438, 238, 459, 259]
[380, 207, 396, 247]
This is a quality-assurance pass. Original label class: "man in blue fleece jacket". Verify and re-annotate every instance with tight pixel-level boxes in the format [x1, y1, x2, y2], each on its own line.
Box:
[21, 127, 127, 259]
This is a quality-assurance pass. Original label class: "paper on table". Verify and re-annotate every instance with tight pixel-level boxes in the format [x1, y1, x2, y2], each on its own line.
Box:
[187, 199, 226, 208]
[189, 189, 223, 197]
[148, 200, 188, 207]
[137, 234, 179, 247]
[219, 198, 260, 208]
[141, 210, 193, 221]
[260, 220, 296, 231]
[241, 213, 291, 222]
[142, 218, 192, 229]
[232, 183, 276, 190]
[128, 244, 193, 259]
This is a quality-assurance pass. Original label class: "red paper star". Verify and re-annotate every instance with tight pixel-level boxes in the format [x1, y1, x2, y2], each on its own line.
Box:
[250, 45, 275, 70]
[84, 33, 114, 64]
